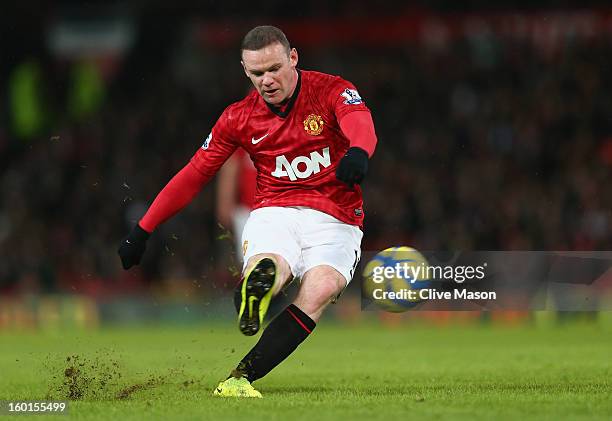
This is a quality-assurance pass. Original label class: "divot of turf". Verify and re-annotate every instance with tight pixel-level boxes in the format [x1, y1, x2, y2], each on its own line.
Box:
[47, 352, 196, 401]
[46, 353, 123, 401]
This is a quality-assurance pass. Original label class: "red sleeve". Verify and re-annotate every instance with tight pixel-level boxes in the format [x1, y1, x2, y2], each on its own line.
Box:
[328, 76, 371, 121]
[327, 76, 377, 156]
[139, 106, 239, 233]
[339, 111, 378, 157]
[139, 162, 210, 232]
[190, 105, 239, 178]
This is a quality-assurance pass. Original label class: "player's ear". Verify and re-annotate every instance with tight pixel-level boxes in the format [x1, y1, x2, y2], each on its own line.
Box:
[289, 48, 298, 68]
[240, 60, 250, 78]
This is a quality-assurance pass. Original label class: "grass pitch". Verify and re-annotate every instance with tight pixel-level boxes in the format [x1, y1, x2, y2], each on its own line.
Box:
[1, 318, 611, 420]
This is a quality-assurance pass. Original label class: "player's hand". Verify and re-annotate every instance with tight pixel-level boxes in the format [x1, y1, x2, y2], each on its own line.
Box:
[118, 224, 150, 269]
[336, 147, 369, 187]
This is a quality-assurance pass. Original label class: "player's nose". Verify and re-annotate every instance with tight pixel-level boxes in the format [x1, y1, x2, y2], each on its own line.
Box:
[262, 73, 274, 86]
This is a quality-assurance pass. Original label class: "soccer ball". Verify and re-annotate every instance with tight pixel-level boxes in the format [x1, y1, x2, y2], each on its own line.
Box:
[362, 246, 431, 312]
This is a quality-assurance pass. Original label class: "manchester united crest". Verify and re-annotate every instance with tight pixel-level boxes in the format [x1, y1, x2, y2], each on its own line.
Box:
[303, 114, 324, 136]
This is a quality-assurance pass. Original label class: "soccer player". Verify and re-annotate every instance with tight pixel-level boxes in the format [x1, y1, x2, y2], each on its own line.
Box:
[118, 25, 377, 398]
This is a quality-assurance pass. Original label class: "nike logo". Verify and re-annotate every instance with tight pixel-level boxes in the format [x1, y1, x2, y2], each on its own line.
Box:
[251, 133, 269, 144]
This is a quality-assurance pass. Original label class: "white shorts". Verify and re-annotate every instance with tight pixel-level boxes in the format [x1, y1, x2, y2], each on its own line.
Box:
[241, 207, 363, 285]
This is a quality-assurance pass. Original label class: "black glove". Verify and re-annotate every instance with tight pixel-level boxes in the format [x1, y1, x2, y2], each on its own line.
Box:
[118, 224, 150, 269]
[336, 147, 369, 187]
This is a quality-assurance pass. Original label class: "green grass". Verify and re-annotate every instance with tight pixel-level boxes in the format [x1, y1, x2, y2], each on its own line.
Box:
[1, 319, 611, 420]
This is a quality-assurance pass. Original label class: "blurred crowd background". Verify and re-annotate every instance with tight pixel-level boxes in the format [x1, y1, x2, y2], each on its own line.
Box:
[1, 2, 611, 303]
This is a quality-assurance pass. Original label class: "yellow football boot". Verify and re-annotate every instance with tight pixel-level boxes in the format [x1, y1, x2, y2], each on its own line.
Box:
[213, 377, 262, 398]
[237, 257, 277, 336]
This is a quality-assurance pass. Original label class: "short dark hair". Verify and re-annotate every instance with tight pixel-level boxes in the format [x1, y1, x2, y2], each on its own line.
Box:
[241, 26, 290, 56]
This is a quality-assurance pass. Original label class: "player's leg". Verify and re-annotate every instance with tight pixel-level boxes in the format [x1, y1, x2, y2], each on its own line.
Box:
[294, 208, 362, 324]
[292, 265, 346, 322]
[216, 208, 301, 396]
[228, 210, 362, 385]
[234, 207, 301, 336]
[227, 265, 347, 387]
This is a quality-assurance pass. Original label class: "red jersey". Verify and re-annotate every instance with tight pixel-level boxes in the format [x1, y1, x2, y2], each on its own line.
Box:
[191, 70, 371, 226]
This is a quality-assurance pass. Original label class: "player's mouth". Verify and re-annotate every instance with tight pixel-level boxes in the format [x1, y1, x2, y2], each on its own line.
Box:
[264, 89, 279, 97]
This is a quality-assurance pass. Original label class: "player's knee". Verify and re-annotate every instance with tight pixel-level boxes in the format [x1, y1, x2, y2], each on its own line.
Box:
[318, 276, 345, 303]
[245, 253, 273, 271]
[245, 253, 288, 275]
[300, 266, 346, 309]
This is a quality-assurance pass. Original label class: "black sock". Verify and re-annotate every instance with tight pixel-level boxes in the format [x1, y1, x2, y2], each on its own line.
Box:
[232, 304, 316, 382]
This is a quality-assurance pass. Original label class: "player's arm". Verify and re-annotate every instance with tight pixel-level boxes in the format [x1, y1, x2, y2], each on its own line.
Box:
[117, 162, 210, 269]
[331, 81, 378, 187]
[118, 114, 238, 270]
